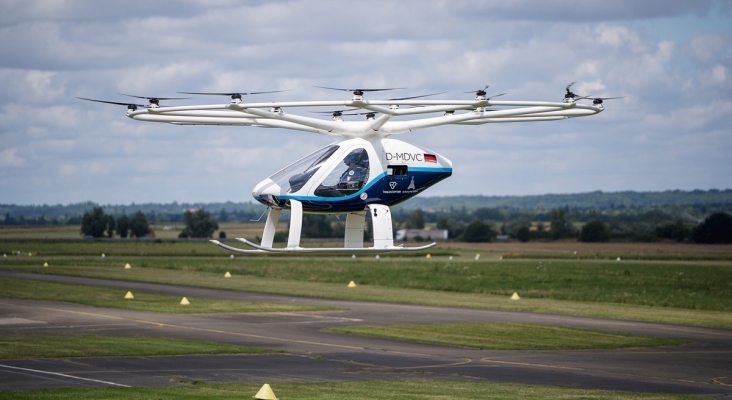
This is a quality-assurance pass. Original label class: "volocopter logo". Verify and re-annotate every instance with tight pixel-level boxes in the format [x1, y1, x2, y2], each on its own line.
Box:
[389, 181, 397, 189]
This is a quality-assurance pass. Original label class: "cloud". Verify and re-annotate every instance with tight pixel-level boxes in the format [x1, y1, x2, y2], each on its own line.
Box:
[0, 0, 730, 204]
[0, 148, 27, 167]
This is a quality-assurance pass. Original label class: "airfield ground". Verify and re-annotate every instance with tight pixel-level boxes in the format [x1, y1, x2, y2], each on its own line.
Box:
[0, 234, 731, 398]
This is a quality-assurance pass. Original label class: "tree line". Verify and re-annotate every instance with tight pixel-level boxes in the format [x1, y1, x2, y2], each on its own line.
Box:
[80, 207, 220, 239]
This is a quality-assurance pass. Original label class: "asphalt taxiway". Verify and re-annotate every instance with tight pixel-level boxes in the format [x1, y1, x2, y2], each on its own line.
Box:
[1, 271, 731, 396]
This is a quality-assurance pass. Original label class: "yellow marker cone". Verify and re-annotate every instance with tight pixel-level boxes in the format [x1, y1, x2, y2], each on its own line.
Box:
[125, 291, 134, 300]
[180, 297, 190, 305]
[510, 292, 520, 300]
[124, 263, 131, 269]
[254, 383, 278, 400]
[43, 262, 49, 267]
[348, 281, 357, 288]
[224, 271, 232, 278]
[475, 253, 480, 260]
[426, 254, 431, 259]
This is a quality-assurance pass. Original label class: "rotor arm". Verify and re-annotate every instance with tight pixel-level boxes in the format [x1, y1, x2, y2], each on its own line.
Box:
[234, 106, 341, 133]
[129, 113, 335, 134]
[380, 105, 573, 135]
[360, 104, 474, 116]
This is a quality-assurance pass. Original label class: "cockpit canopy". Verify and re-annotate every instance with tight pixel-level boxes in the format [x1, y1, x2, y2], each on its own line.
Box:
[266, 144, 371, 198]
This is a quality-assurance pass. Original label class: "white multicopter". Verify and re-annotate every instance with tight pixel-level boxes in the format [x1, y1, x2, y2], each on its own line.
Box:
[79, 84, 615, 253]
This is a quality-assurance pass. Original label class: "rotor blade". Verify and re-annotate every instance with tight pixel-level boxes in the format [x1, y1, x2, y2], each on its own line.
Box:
[565, 82, 576, 92]
[314, 86, 406, 92]
[464, 85, 490, 94]
[178, 90, 290, 96]
[311, 109, 359, 114]
[118, 93, 189, 100]
[387, 92, 446, 101]
[488, 92, 507, 99]
[577, 96, 624, 101]
[77, 97, 145, 107]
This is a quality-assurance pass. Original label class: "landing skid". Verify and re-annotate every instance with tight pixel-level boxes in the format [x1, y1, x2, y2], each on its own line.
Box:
[210, 202, 436, 254]
[235, 238, 435, 253]
[209, 240, 267, 254]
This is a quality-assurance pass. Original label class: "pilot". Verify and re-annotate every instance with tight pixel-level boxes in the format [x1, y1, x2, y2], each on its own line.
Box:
[338, 150, 369, 191]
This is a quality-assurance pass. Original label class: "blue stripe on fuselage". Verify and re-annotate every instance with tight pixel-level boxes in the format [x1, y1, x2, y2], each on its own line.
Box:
[255, 167, 452, 212]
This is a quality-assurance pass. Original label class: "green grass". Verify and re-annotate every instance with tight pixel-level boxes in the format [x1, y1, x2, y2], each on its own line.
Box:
[502, 251, 732, 261]
[328, 323, 686, 350]
[2, 264, 731, 328]
[0, 379, 701, 399]
[0, 335, 276, 359]
[0, 277, 338, 314]
[5, 255, 730, 311]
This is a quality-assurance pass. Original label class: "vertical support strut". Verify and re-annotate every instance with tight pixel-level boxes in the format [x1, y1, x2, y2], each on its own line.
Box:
[261, 208, 282, 247]
[287, 200, 303, 249]
[345, 212, 366, 248]
[368, 204, 394, 249]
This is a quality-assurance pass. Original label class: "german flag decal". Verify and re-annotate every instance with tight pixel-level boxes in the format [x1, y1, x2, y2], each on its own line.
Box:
[424, 154, 437, 163]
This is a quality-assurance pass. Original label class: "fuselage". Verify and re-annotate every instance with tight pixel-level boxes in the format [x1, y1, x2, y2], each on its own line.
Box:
[253, 137, 452, 213]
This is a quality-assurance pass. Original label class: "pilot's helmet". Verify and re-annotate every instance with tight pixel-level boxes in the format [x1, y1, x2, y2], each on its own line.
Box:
[344, 150, 364, 165]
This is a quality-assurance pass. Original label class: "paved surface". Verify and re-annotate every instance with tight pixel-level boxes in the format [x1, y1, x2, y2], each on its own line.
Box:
[1, 271, 731, 396]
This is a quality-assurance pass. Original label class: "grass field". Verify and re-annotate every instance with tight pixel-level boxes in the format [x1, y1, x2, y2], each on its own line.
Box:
[0, 335, 276, 359]
[0, 379, 701, 399]
[2, 240, 732, 327]
[3, 252, 730, 311]
[329, 322, 686, 350]
[0, 277, 337, 314]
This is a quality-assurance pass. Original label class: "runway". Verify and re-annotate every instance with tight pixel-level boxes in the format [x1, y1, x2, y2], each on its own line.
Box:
[1, 271, 731, 396]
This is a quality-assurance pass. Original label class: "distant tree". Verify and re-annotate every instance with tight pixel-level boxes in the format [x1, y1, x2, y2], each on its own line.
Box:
[218, 231, 227, 239]
[115, 215, 131, 238]
[656, 221, 692, 242]
[301, 214, 339, 238]
[516, 226, 530, 242]
[405, 209, 425, 229]
[550, 209, 572, 240]
[80, 207, 113, 238]
[693, 212, 732, 244]
[473, 207, 504, 221]
[460, 220, 493, 242]
[218, 208, 229, 222]
[129, 211, 150, 238]
[179, 208, 219, 238]
[105, 214, 115, 238]
[579, 220, 609, 242]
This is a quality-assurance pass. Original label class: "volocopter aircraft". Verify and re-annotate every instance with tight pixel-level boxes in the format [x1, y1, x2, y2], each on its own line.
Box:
[79, 83, 617, 254]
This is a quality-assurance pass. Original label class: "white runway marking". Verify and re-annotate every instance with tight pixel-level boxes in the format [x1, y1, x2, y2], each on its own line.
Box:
[0, 364, 130, 387]
[0, 318, 45, 325]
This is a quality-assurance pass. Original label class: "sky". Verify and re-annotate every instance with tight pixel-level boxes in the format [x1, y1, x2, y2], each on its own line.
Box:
[1, 0, 730, 206]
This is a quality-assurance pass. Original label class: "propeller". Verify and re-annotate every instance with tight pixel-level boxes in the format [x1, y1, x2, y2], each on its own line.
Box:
[387, 92, 446, 101]
[311, 109, 378, 118]
[314, 86, 406, 96]
[118, 93, 189, 107]
[563, 82, 586, 101]
[77, 97, 146, 111]
[464, 85, 506, 99]
[578, 96, 624, 106]
[178, 90, 290, 102]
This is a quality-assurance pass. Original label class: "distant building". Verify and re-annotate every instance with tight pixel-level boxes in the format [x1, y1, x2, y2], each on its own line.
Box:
[396, 229, 449, 241]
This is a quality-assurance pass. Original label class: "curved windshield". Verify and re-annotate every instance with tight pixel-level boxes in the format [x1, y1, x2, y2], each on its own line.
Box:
[268, 145, 339, 193]
[314, 148, 370, 197]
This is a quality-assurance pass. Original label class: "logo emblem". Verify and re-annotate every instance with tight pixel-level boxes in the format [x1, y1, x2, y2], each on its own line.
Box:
[360, 192, 368, 200]
[407, 176, 416, 190]
[348, 170, 355, 175]
[389, 181, 397, 189]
